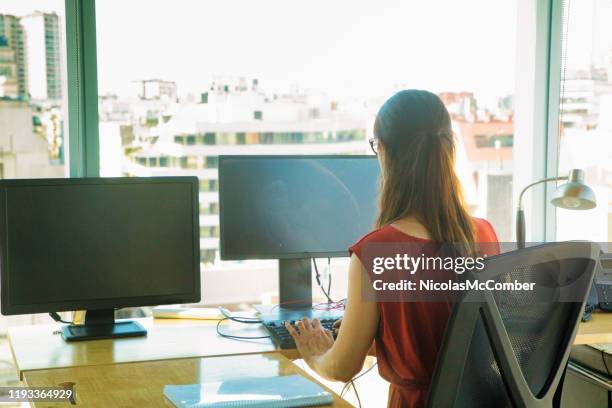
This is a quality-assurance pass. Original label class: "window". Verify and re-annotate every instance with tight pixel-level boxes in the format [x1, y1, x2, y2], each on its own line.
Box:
[205, 156, 218, 168]
[0, 2, 66, 180]
[201, 249, 216, 264]
[204, 132, 215, 145]
[556, 0, 612, 241]
[0, 0, 68, 384]
[95, 0, 518, 304]
[199, 179, 218, 192]
[235, 132, 245, 144]
[200, 226, 219, 238]
[200, 202, 219, 215]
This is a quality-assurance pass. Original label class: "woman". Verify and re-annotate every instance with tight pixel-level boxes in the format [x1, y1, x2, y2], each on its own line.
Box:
[285, 89, 498, 407]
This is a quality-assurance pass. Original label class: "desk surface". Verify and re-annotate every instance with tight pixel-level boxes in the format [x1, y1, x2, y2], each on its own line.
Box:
[22, 353, 350, 408]
[9, 311, 612, 380]
[574, 312, 612, 345]
[8, 317, 298, 378]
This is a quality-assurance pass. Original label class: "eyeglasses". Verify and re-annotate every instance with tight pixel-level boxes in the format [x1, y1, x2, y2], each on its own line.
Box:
[368, 138, 379, 155]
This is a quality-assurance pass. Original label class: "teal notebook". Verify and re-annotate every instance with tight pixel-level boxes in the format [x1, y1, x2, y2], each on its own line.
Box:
[163, 374, 334, 408]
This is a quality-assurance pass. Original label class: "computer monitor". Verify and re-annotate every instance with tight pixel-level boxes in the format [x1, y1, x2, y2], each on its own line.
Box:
[219, 155, 379, 309]
[0, 177, 200, 341]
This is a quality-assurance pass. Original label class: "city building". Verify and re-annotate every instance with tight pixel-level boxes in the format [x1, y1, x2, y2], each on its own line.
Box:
[99, 78, 370, 265]
[98, 85, 520, 257]
[559, 68, 612, 130]
[438, 92, 515, 240]
[0, 99, 63, 178]
[132, 79, 178, 102]
[20, 11, 62, 101]
[554, 67, 612, 241]
[439, 91, 477, 120]
[0, 12, 65, 177]
[0, 14, 27, 99]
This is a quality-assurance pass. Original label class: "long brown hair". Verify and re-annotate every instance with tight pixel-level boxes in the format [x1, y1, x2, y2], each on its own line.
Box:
[374, 90, 476, 247]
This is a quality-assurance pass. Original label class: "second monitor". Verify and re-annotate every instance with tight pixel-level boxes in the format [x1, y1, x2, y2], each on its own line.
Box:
[219, 155, 380, 309]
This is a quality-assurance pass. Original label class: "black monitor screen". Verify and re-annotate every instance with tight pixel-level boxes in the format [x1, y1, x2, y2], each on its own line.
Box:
[0, 177, 200, 315]
[219, 156, 380, 259]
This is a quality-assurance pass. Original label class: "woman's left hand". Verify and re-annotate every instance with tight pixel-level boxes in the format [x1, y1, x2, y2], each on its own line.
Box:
[285, 317, 334, 366]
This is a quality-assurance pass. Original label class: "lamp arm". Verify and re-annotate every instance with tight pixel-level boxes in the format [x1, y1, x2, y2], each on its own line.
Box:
[517, 176, 568, 210]
[516, 175, 567, 248]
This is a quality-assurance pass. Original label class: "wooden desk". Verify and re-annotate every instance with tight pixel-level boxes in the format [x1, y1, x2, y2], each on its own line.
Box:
[22, 353, 350, 407]
[8, 317, 297, 379]
[575, 312, 612, 345]
[10, 312, 612, 376]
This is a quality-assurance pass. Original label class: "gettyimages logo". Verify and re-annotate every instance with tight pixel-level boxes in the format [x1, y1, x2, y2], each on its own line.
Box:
[359, 241, 601, 303]
[371, 253, 486, 275]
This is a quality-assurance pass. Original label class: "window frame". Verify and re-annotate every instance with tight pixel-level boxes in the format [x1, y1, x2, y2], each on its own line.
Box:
[543, 0, 565, 241]
[512, 0, 564, 242]
[65, 0, 99, 177]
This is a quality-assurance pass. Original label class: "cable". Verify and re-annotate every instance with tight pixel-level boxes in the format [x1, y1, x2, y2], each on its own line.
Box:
[340, 362, 378, 399]
[223, 316, 263, 324]
[340, 382, 350, 397]
[268, 299, 345, 312]
[218, 307, 263, 324]
[313, 258, 333, 303]
[215, 318, 271, 340]
[327, 258, 332, 298]
[601, 349, 611, 377]
[49, 312, 72, 325]
[351, 380, 362, 408]
[312, 300, 345, 311]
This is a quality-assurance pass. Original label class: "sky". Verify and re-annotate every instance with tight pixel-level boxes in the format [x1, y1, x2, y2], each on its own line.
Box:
[4, 0, 521, 106]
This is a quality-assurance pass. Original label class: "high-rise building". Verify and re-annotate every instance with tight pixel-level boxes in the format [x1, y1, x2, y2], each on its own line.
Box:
[0, 14, 27, 100]
[20, 11, 62, 101]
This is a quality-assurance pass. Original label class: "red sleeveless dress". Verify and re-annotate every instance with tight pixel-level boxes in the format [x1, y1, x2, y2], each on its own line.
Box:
[349, 218, 498, 407]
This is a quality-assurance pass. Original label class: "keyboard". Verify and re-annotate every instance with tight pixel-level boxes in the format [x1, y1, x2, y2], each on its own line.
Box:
[263, 318, 340, 349]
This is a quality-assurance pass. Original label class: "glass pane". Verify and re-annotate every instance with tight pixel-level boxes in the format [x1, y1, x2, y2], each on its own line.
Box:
[557, 0, 612, 241]
[95, 0, 517, 305]
[0, 0, 68, 389]
[0, 1, 67, 179]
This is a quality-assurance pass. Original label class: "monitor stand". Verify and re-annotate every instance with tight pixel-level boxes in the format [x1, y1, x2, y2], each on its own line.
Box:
[61, 309, 147, 342]
[254, 258, 343, 323]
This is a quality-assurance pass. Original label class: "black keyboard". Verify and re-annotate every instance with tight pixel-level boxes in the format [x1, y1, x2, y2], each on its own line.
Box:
[263, 318, 340, 349]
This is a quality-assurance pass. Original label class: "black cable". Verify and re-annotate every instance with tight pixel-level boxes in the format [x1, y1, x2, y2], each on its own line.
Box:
[49, 312, 72, 325]
[340, 382, 350, 397]
[313, 258, 333, 303]
[215, 318, 271, 340]
[224, 316, 262, 324]
[218, 309, 263, 324]
[351, 380, 362, 408]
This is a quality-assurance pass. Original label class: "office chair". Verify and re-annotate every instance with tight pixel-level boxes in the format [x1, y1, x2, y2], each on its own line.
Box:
[427, 241, 600, 408]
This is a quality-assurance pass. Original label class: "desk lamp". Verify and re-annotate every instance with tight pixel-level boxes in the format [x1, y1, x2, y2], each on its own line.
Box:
[516, 168, 596, 248]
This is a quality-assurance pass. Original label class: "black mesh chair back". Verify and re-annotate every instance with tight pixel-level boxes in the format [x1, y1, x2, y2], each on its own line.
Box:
[427, 241, 599, 408]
